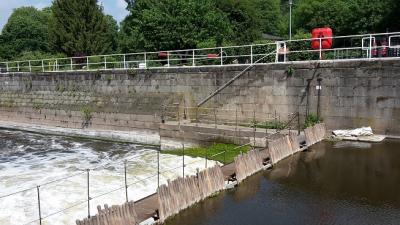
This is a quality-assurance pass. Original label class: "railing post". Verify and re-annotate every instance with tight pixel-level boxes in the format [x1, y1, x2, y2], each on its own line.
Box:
[124, 160, 128, 202]
[29, 61, 32, 72]
[123, 54, 127, 69]
[5, 62, 8, 73]
[369, 34, 373, 59]
[17, 62, 20, 72]
[220, 47, 223, 66]
[157, 145, 160, 187]
[250, 45, 253, 64]
[104, 56, 107, 69]
[167, 51, 170, 67]
[87, 169, 91, 218]
[86, 57, 89, 71]
[55, 59, 58, 71]
[144, 53, 147, 68]
[37, 186, 42, 225]
[182, 143, 185, 177]
[192, 50, 195, 67]
[70, 58, 73, 71]
[319, 38, 322, 60]
[41, 60, 44, 72]
[275, 42, 279, 63]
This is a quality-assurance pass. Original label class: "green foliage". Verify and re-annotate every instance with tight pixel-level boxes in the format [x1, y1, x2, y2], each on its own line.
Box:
[121, 0, 232, 52]
[81, 106, 93, 125]
[0, 7, 52, 60]
[253, 120, 286, 130]
[304, 113, 321, 128]
[50, 0, 118, 56]
[162, 143, 250, 164]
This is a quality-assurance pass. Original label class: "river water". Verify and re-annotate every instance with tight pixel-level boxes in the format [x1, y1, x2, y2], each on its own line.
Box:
[166, 140, 400, 225]
[0, 129, 211, 225]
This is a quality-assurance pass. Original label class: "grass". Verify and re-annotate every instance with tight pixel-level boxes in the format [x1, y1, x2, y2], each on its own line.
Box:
[162, 143, 250, 164]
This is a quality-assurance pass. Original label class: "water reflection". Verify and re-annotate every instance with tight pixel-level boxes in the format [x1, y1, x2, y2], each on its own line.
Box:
[166, 140, 400, 225]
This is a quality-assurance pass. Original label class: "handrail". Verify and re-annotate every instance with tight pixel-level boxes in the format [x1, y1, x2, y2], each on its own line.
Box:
[1, 31, 400, 74]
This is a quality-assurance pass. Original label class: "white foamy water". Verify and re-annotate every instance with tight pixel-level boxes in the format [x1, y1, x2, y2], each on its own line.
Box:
[0, 129, 215, 225]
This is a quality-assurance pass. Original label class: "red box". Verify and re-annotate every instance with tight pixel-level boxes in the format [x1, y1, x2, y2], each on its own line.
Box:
[311, 27, 333, 49]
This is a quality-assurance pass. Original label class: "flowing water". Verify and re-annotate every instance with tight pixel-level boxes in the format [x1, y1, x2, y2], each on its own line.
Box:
[0, 129, 212, 225]
[166, 140, 400, 225]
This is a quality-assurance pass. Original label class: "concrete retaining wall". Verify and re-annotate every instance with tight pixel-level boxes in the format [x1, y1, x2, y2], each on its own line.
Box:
[1, 59, 400, 135]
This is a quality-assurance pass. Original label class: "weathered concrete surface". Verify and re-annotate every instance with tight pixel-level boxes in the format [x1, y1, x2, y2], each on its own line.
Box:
[1, 59, 400, 135]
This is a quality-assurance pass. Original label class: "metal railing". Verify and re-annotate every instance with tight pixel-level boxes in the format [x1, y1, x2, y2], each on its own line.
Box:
[1, 31, 400, 74]
[0, 145, 224, 225]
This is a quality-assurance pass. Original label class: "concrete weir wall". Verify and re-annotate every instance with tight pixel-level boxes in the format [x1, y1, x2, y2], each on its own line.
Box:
[0, 59, 400, 135]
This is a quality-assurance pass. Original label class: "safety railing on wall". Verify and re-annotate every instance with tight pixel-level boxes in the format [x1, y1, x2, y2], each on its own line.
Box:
[0, 146, 225, 225]
[1, 32, 400, 74]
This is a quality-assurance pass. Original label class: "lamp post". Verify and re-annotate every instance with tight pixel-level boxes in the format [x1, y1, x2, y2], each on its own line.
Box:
[289, 0, 293, 40]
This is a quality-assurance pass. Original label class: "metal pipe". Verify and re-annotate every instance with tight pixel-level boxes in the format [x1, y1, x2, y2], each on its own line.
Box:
[182, 144, 185, 177]
[317, 78, 322, 119]
[289, 0, 293, 40]
[124, 160, 128, 202]
[192, 50, 195, 67]
[220, 47, 223, 65]
[29, 61, 32, 72]
[157, 146, 160, 187]
[87, 169, 90, 218]
[37, 186, 42, 225]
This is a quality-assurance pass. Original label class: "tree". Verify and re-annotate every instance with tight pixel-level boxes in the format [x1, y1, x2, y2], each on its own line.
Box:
[50, 0, 118, 57]
[252, 0, 282, 36]
[0, 7, 52, 60]
[120, 0, 232, 52]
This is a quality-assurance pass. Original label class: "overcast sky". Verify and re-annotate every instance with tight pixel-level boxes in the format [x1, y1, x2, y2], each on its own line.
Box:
[0, 0, 129, 32]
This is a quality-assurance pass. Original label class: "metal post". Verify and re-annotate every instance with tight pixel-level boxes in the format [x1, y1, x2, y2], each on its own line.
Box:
[205, 147, 208, 168]
[157, 146, 160, 187]
[192, 50, 195, 67]
[123, 54, 126, 69]
[317, 78, 322, 120]
[144, 53, 147, 68]
[104, 56, 107, 69]
[220, 48, 223, 65]
[29, 61, 32, 72]
[70, 58, 73, 71]
[124, 160, 128, 202]
[319, 38, 322, 60]
[235, 107, 238, 137]
[41, 60, 44, 72]
[167, 51, 170, 67]
[289, 0, 293, 40]
[250, 45, 254, 64]
[87, 169, 90, 218]
[37, 186, 42, 225]
[297, 112, 301, 135]
[369, 35, 373, 59]
[223, 148, 226, 164]
[6, 62, 8, 72]
[214, 107, 217, 129]
[182, 143, 185, 177]
[253, 108, 256, 149]
[17, 62, 20, 72]
[55, 59, 58, 71]
[86, 57, 89, 71]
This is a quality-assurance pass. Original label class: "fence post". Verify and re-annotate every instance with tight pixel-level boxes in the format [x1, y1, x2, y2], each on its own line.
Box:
[144, 53, 147, 68]
[297, 112, 301, 135]
[104, 56, 107, 69]
[124, 160, 128, 202]
[41, 60, 44, 72]
[250, 45, 253, 64]
[214, 107, 217, 129]
[167, 51, 170, 67]
[123, 54, 126, 69]
[157, 145, 160, 187]
[220, 47, 223, 66]
[37, 186, 42, 225]
[192, 50, 195, 67]
[29, 61, 32, 72]
[17, 62, 20, 72]
[55, 59, 58, 71]
[182, 143, 185, 177]
[70, 58, 73, 71]
[369, 34, 373, 59]
[275, 42, 279, 63]
[87, 169, 91, 218]
[319, 38, 322, 60]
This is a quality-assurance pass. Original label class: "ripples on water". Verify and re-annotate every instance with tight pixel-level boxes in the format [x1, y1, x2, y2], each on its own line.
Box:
[166, 140, 400, 225]
[0, 129, 211, 225]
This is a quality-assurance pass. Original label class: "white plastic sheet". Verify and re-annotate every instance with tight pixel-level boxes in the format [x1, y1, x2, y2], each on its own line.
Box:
[333, 127, 374, 137]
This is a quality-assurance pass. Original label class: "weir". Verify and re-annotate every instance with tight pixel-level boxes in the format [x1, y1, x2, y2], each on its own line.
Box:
[74, 123, 326, 224]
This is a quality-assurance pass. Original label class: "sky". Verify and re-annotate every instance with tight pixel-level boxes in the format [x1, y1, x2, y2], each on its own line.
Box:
[0, 0, 129, 32]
